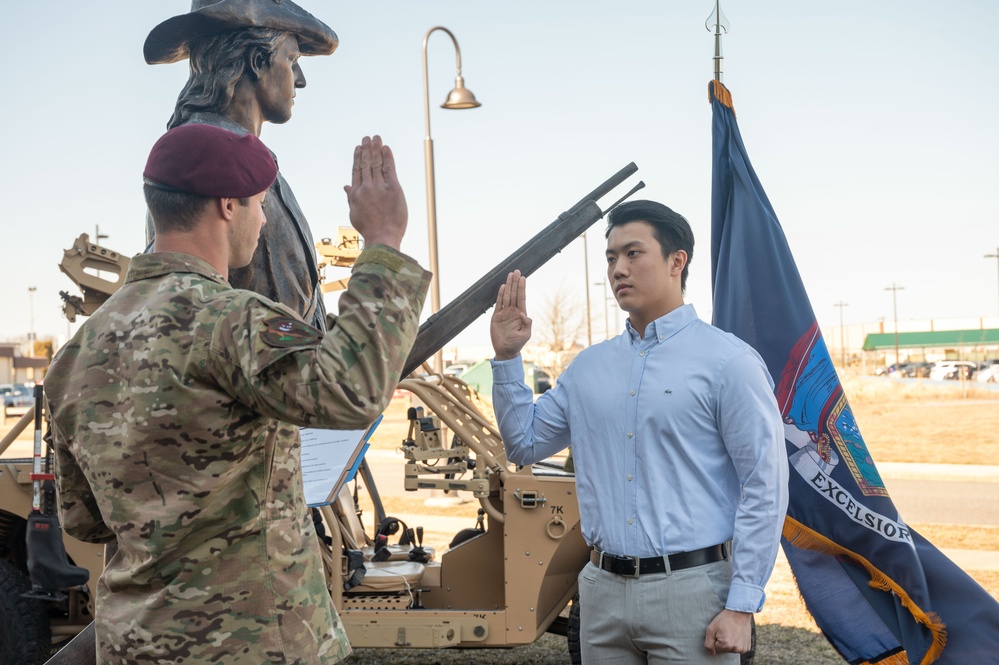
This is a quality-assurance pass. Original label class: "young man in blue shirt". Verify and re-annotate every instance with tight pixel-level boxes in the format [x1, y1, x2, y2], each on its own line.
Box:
[490, 200, 788, 663]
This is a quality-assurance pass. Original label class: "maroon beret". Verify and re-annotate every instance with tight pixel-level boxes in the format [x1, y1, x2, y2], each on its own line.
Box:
[143, 124, 278, 198]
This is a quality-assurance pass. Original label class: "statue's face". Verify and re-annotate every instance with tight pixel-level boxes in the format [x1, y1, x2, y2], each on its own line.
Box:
[256, 34, 306, 125]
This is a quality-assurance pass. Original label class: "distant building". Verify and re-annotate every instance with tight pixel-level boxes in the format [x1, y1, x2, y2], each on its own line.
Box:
[0, 343, 48, 384]
[818, 316, 999, 373]
[862, 328, 999, 370]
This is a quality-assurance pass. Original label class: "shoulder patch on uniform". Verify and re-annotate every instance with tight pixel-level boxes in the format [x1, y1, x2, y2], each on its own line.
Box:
[260, 316, 323, 348]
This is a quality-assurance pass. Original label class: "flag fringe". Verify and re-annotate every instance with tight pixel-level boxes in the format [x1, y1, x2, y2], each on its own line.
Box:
[708, 80, 736, 114]
[783, 516, 947, 665]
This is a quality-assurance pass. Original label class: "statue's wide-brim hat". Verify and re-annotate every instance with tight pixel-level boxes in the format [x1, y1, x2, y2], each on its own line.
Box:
[144, 0, 338, 65]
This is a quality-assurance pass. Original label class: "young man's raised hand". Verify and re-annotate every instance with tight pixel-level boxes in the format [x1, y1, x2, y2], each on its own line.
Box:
[491, 270, 533, 361]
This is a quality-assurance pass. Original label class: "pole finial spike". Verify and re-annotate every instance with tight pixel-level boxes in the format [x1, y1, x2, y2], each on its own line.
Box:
[705, 0, 730, 82]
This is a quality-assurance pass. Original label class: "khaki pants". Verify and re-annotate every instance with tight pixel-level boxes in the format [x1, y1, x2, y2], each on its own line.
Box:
[577, 559, 739, 664]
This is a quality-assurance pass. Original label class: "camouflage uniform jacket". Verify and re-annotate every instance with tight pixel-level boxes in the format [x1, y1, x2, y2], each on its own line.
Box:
[45, 247, 429, 664]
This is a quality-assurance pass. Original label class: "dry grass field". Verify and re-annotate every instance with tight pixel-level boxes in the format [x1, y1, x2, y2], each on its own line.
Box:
[843, 375, 999, 465]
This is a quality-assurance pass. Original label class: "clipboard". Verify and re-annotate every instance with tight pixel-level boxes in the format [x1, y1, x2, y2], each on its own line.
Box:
[300, 415, 381, 507]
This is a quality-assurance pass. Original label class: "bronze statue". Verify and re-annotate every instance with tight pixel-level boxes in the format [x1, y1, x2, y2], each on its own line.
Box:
[144, 0, 339, 330]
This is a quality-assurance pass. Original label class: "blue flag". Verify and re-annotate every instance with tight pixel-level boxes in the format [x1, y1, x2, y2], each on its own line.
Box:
[708, 79, 999, 664]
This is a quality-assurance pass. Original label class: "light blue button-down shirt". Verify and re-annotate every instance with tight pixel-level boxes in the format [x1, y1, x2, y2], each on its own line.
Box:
[491, 304, 788, 612]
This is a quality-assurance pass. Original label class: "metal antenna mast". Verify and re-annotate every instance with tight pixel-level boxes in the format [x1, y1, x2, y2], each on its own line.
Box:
[705, 0, 730, 82]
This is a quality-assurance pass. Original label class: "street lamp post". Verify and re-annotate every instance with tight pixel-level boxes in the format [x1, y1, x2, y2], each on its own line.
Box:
[834, 300, 848, 368]
[986, 247, 999, 316]
[422, 26, 480, 373]
[885, 283, 904, 369]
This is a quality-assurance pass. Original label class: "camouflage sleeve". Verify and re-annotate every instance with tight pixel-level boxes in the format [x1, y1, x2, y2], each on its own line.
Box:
[45, 421, 115, 543]
[209, 245, 430, 428]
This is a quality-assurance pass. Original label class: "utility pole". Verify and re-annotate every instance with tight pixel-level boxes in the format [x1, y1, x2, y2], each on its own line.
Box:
[834, 301, 849, 368]
[884, 283, 904, 369]
[94, 225, 110, 280]
[27, 286, 37, 344]
[986, 247, 999, 316]
[594, 280, 609, 340]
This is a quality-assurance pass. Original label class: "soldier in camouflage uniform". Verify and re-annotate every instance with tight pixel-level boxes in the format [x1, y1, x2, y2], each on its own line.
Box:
[44, 125, 429, 664]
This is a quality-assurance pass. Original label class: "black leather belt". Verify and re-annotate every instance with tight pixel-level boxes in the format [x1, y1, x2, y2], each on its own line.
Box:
[591, 543, 729, 578]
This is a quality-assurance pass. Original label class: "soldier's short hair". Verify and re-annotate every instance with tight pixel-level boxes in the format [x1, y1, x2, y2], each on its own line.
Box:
[144, 187, 253, 234]
[605, 200, 695, 294]
[144, 186, 214, 233]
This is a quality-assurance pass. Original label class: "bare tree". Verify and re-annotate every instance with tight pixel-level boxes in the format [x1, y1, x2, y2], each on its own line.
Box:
[529, 285, 586, 381]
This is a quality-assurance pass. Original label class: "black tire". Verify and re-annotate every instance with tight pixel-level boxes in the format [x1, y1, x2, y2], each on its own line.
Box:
[567, 592, 581, 665]
[740, 615, 756, 665]
[0, 558, 51, 665]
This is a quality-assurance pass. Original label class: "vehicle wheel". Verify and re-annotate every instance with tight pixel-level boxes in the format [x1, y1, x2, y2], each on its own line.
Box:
[741, 614, 756, 665]
[0, 558, 51, 665]
[567, 592, 581, 665]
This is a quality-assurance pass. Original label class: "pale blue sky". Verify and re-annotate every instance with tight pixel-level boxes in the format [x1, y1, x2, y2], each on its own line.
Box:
[2, 1, 997, 350]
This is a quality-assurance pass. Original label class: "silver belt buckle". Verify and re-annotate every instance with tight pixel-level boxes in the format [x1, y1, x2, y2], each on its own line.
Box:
[625, 554, 641, 578]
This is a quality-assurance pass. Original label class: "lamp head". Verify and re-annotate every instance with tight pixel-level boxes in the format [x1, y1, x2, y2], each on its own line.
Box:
[441, 75, 481, 109]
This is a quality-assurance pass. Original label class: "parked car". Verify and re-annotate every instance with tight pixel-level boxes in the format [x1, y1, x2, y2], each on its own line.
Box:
[929, 361, 977, 381]
[976, 361, 999, 383]
[876, 362, 907, 376]
[900, 362, 933, 378]
[442, 363, 470, 378]
[0, 383, 35, 415]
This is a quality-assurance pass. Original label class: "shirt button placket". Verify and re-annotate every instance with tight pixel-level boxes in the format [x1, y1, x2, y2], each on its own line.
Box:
[624, 346, 648, 553]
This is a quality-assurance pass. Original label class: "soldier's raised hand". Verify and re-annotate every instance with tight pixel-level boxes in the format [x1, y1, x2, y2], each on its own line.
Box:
[344, 135, 407, 250]
[491, 270, 533, 361]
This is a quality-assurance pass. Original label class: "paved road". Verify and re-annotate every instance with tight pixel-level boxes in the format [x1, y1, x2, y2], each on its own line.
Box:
[885, 478, 999, 526]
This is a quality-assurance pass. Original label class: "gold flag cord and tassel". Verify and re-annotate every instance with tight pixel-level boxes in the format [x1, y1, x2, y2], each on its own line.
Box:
[783, 516, 947, 665]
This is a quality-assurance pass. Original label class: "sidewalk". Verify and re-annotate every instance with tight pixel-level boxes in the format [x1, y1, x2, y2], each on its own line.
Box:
[878, 462, 999, 483]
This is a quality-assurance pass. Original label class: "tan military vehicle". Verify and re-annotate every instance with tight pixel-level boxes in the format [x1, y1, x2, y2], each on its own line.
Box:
[325, 373, 587, 654]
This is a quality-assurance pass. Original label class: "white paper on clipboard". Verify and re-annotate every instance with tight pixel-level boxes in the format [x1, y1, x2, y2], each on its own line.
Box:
[300, 415, 381, 507]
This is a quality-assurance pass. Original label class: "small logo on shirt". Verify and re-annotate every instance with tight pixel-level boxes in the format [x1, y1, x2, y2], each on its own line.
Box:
[664, 389, 673, 395]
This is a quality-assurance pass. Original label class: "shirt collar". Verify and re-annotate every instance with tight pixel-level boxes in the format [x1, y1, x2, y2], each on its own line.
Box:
[125, 252, 229, 286]
[626, 303, 699, 346]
